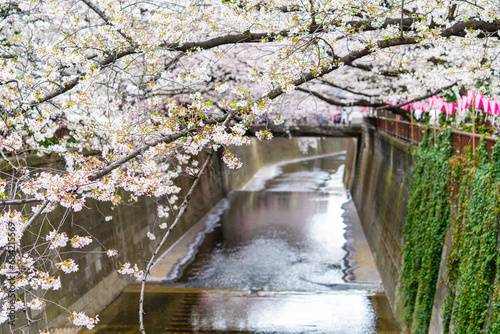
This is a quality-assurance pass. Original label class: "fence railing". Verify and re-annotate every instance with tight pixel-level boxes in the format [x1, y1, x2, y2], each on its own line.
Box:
[363, 116, 498, 156]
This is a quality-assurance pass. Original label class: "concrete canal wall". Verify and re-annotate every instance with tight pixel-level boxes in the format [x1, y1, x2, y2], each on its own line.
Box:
[32, 137, 350, 332]
[344, 125, 412, 329]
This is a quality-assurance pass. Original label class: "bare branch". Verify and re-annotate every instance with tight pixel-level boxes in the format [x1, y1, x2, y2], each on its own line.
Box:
[296, 87, 410, 119]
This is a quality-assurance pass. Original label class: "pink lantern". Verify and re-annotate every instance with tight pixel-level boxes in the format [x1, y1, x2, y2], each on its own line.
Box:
[467, 90, 475, 105]
[484, 98, 492, 114]
[427, 97, 434, 109]
[460, 95, 468, 111]
[444, 102, 456, 115]
[494, 100, 500, 115]
[475, 94, 484, 109]
[413, 101, 422, 111]
[429, 95, 442, 110]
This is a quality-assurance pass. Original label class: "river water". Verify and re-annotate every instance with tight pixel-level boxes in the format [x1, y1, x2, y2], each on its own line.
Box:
[83, 153, 399, 333]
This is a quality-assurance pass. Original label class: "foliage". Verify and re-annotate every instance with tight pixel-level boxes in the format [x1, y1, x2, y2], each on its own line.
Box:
[442, 140, 500, 334]
[400, 129, 452, 333]
[402, 134, 500, 334]
[1, 0, 500, 332]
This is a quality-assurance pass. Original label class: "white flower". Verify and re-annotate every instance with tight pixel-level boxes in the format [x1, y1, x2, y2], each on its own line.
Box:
[159, 223, 168, 229]
[255, 130, 273, 141]
[106, 249, 118, 257]
[147, 232, 156, 240]
[28, 298, 45, 310]
[46, 231, 68, 249]
[69, 312, 99, 330]
[118, 262, 143, 278]
[214, 82, 229, 93]
[70, 235, 92, 248]
[104, 216, 113, 221]
[222, 151, 242, 169]
[157, 205, 170, 218]
[55, 259, 79, 274]
[118, 262, 134, 275]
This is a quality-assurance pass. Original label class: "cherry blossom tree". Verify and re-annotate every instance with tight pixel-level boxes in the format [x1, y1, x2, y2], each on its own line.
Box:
[0, 0, 499, 332]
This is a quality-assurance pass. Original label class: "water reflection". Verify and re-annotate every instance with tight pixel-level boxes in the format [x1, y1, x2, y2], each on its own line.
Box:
[81, 153, 400, 334]
[174, 155, 353, 290]
[81, 286, 398, 334]
[190, 291, 380, 333]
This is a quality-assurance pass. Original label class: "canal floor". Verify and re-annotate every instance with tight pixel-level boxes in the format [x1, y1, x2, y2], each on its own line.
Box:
[82, 153, 400, 333]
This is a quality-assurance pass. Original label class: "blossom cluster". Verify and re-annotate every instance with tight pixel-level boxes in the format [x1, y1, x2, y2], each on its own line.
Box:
[0, 0, 499, 331]
[118, 262, 144, 278]
[55, 259, 79, 274]
[69, 312, 99, 330]
[70, 235, 93, 249]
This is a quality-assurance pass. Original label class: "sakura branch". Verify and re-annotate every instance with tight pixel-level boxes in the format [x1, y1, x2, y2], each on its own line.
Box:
[1, 0, 500, 332]
[136, 113, 234, 334]
[137, 148, 215, 334]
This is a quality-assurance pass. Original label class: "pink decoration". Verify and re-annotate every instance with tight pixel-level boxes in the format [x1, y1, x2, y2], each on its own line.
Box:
[467, 90, 475, 105]
[444, 102, 456, 115]
[460, 95, 468, 112]
[413, 101, 423, 111]
[475, 94, 484, 109]
[484, 98, 492, 114]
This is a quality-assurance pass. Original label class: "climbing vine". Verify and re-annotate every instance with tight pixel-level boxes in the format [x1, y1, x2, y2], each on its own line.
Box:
[442, 141, 500, 334]
[400, 130, 453, 333]
[401, 132, 500, 334]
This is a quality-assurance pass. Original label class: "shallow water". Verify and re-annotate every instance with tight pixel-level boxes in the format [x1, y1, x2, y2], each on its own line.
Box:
[83, 154, 400, 333]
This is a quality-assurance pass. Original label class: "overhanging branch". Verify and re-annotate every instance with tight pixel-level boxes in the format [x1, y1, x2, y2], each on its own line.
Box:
[375, 82, 457, 111]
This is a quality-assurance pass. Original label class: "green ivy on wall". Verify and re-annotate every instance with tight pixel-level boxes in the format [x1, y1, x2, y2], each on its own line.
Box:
[442, 141, 500, 334]
[400, 130, 453, 333]
[401, 132, 500, 334]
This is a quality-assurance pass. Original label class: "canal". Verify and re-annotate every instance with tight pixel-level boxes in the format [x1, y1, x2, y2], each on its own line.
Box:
[83, 153, 399, 333]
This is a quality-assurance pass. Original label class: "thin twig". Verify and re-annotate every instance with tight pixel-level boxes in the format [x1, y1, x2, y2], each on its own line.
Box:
[138, 150, 214, 334]
[375, 83, 457, 111]
[138, 113, 233, 334]
[0, 200, 49, 260]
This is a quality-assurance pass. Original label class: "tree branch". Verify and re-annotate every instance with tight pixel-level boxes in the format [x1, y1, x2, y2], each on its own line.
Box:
[342, 17, 500, 38]
[87, 129, 194, 182]
[266, 36, 419, 100]
[138, 149, 214, 334]
[318, 79, 379, 97]
[345, 63, 402, 77]
[26, 17, 500, 110]
[0, 197, 43, 205]
[375, 82, 457, 110]
[138, 113, 233, 334]
[80, 0, 135, 45]
[296, 86, 410, 119]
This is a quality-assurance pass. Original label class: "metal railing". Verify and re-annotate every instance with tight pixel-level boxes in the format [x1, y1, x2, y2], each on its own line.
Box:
[364, 116, 498, 156]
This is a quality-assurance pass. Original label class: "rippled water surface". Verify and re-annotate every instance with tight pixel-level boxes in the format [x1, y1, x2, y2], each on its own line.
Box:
[83, 153, 399, 334]
[174, 155, 352, 291]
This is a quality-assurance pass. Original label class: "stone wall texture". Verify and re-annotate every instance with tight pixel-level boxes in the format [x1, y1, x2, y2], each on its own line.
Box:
[10, 137, 350, 333]
[345, 125, 412, 328]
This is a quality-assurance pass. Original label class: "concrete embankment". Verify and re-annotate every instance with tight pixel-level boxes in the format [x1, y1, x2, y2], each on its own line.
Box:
[344, 125, 411, 329]
[28, 137, 350, 332]
[345, 125, 481, 334]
